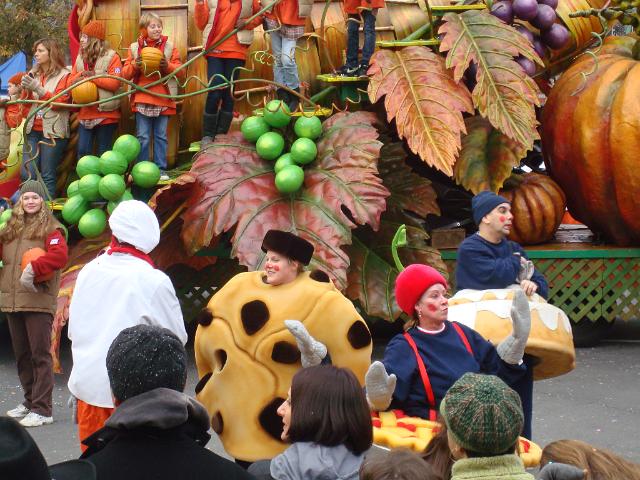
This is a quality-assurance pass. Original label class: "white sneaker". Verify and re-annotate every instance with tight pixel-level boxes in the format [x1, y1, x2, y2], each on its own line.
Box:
[6, 404, 30, 418]
[19, 412, 53, 427]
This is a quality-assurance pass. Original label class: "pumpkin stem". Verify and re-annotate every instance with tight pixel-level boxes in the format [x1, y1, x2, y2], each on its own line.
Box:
[502, 173, 524, 191]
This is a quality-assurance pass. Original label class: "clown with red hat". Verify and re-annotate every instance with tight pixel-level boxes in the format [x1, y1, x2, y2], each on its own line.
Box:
[364, 263, 532, 424]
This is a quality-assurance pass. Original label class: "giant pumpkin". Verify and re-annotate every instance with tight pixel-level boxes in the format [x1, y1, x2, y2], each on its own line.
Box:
[499, 173, 566, 245]
[541, 35, 640, 245]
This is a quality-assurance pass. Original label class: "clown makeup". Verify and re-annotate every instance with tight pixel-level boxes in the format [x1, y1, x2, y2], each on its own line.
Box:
[415, 283, 449, 330]
[483, 202, 513, 239]
[264, 250, 300, 286]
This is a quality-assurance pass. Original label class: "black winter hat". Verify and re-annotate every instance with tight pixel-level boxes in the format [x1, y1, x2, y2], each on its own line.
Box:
[261, 229, 314, 265]
[106, 325, 187, 403]
[0, 417, 96, 480]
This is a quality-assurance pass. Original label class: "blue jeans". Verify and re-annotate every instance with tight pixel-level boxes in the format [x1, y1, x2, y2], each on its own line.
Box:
[346, 11, 376, 67]
[21, 132, 68, 198]
[77, 123, 118, 159]
[271, 31, 299, 89]
[205, 57, 244, 114]
[136, 112, 169, 169]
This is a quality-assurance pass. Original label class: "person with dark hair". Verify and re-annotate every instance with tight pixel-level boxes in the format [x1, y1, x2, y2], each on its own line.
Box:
[421, 425, 453, 480]
[2, 180, 69, 428]
[248, 365, 372, 480]
[67, 200, 187, 449]
[80, 324, 253, 480]
[364, 265, 529, 425]
[0, 417, 96, 480]
[440, 372, 532, 480]
[360, 448, 441, 480]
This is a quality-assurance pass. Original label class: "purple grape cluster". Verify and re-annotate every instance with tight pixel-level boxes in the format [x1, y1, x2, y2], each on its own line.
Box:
[490, 0, 570, 75]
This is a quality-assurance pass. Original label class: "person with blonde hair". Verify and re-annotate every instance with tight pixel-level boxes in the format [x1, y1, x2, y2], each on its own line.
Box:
[541, 439, 640, 480]
[1, 180, 69, 427]
[71, 20, 123, 159]
[19, 39, 72, 198]
[122, 12, 184, 180]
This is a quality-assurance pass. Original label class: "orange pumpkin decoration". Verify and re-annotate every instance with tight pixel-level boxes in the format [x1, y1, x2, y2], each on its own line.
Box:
[499, 173, 566, 245]
[140, 47, 163, 76]
[71, 81, 98, 105]
[541, 35, 640, 245]
[21, 247, 54, 283]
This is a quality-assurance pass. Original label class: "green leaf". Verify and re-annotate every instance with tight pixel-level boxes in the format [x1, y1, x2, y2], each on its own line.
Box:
[439, 10, 542, 151]
[454, 116, 528, 194]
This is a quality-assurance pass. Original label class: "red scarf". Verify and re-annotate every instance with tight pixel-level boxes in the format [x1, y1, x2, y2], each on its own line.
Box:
[106, 237, 155, 267]
[138, 35, 168, 52]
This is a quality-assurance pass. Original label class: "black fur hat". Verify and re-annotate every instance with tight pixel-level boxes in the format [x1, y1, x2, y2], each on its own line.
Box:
[261, 230, 314, 266]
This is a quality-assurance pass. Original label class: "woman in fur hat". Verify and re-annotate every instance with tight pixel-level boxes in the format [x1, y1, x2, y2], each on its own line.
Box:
[1, 180, 68, 428]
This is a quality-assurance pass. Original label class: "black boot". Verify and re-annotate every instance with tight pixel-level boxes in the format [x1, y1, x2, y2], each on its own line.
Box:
[201, 112, 219, 149]
[276, 88, 288, 103]
[217, 111, 234, 135]
[287, 87, 300, 112]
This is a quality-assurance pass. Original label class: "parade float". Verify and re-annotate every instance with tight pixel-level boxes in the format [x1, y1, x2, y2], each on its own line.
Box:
[1, 0, 639, 453]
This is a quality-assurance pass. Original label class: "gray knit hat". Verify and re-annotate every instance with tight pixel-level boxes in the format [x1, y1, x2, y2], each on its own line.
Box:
[440, 373, 523, 455]
[106, 325, 187, 403]
[19, 180, 47, 199]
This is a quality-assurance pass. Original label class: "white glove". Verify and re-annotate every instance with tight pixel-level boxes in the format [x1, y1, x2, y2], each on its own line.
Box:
[497, 289, 531, 364]
[517, 257, 535, 283]
[365, 361, 396, 411]
[538, 463, 586, 480]
[21, 75, 46, 97]
[19, 263, 38, 292]
[284, 319, 327, 368]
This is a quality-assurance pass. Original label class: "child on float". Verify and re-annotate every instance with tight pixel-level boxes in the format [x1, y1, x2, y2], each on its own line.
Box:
[19, 39, 72, 199]
[263, 0, 313, 111]
[247, 365, 372, 480]
[195, 0, 263, 145]
[339, 0, 384, 77]
[122, 12, 184, 181]
[71, 20, 123, 159]
[0, 73, 31, 166]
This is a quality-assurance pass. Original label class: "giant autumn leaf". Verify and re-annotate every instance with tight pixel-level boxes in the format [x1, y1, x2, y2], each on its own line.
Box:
[346, 142, 445, 321]
[367, 46, 474, 176]
[439, 10, 543, 152]
[178, 111, 389, 290]
[454, 116, 528, 194]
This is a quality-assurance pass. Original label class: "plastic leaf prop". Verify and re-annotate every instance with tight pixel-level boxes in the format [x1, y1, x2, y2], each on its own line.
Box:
[346, 142, 446, 321]
[177, 112, 389, 290]
[454, 116, 528, 194]
[439, 10, 543, 151]
[367, 46, 474, 176]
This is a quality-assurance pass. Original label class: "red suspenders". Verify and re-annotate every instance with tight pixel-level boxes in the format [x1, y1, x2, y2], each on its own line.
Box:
[402, 322, 473, 421]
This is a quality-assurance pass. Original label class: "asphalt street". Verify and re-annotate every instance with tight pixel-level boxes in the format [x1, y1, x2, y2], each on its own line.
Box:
[1, 319, 638, 466]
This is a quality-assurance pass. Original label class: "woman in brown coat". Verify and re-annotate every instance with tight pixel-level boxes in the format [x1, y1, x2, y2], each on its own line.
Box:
[0, 180, 68, 427]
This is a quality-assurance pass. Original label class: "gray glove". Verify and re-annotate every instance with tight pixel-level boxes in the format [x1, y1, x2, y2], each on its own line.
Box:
[21, 75, 46, 97]
[538, 463, 586, 480]
[517, 257, 535, 283]
[67, 394, 78, 424]
[19, 263, 38, 292]
[284, 320, 327, 368]
[365, 361, 396, 411]
[497, 289, 531, 364]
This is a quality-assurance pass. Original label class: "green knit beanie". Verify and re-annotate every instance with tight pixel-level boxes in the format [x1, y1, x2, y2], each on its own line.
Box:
[440, 373, 523, 455]
[19, 180, 47, 199]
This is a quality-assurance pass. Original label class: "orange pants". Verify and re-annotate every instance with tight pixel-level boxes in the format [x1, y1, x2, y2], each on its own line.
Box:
[77, 399, 114, 452]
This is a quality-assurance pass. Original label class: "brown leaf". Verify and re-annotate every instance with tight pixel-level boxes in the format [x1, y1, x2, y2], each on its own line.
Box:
[439, 10, 542, 151]
[367, 46, 474, 176]
[454, 116, 528, 194]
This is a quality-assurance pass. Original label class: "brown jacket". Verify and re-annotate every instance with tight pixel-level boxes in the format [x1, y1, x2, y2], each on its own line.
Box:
[1, 232, 62, 315]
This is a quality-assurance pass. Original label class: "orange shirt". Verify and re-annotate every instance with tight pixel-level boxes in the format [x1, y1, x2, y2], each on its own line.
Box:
[195, 0, 262, 61]
[264, 0, 306, 26]
[70, 54, 123, 123]
[121, 38, 185, 114]
[343, 0, 385, 15]
[5, 91, 31, 129]
[32, 74, 71, 132]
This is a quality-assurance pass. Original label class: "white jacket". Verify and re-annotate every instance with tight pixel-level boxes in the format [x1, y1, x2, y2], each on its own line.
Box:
[67, 252, 187, 407]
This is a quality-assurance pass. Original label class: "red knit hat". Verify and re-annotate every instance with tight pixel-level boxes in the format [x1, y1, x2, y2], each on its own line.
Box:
[8, 72, 25, 85]
[394, 264, 448, 316]
[82, 20, 106, 41]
